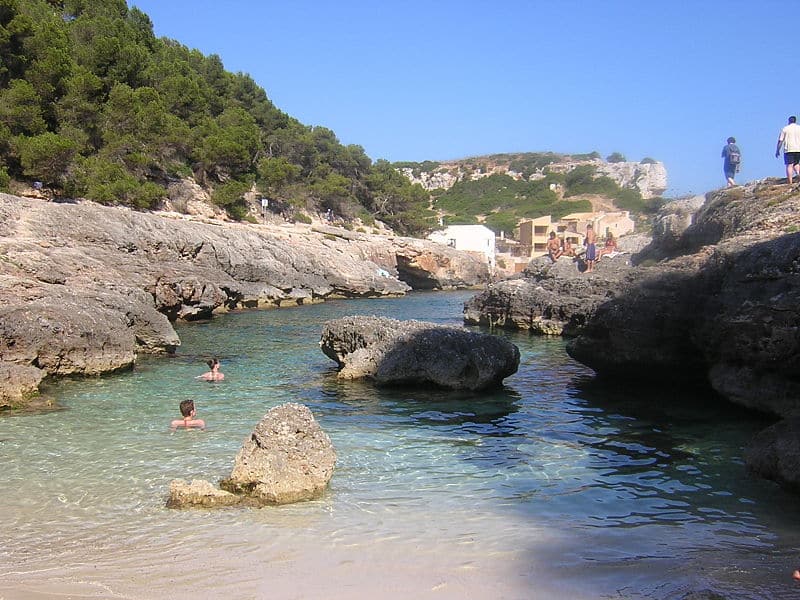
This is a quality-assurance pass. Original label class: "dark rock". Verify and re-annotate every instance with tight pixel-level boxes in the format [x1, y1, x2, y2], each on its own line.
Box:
[320, 316, 520, 390]
[744, 417, 800, 492]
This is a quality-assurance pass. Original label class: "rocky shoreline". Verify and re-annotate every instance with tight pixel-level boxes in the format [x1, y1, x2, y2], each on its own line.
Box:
[465, 179, 800, 492]
[0, 193, 488, 407]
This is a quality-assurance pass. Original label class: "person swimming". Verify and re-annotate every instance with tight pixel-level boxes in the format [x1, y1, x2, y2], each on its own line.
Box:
[196, 358, 224, 382]
[170, 399, 205, 431]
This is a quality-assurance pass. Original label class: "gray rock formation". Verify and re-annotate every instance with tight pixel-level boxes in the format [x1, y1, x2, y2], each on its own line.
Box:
[744, 417, 800, 492]
[0, 363, 45, 409]
[399, 156, 668, 199]
[167, 403, 336, 509]
[166, 479, 243, 509]
[220, 403, 336, 505]
[0, 193, 487, 406]
[567, 180, 800, 419]
[464, 245, 637, 335]
[320, 316, 520, 390]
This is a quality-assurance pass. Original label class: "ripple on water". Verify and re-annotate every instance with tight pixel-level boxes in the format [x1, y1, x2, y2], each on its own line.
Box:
[1, 292, 799, 599]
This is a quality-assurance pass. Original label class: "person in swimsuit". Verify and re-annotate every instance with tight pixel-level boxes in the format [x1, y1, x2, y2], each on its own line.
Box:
[546, 231, 563, 262]
[584, 224, 597, 273]
[197, 358, 224, 381]
[170, 399, 205, 430]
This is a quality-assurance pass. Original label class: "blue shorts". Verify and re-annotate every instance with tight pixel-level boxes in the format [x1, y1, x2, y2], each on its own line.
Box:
[585, 243, 597, 261]
[784, 152, 800, 166]
[724, 164, 736, 178]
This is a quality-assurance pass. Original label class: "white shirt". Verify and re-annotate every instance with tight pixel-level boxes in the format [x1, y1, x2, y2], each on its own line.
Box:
[779, 122, 800, 152]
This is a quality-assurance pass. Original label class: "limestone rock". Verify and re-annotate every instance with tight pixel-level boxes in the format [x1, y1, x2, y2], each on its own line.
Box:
[320, 316, 520, 390]
[744, 417, 800, 492]
[0, 363, 45, 409]
[0, 192, 486, 402]
[464, 249, 636, 336]
[166, 479, 242, 509]
[220, 403, 336, 505]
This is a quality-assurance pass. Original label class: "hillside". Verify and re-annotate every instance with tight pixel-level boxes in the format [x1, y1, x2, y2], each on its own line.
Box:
[0, 0, 433, 234]
[395, 152, 667, 235]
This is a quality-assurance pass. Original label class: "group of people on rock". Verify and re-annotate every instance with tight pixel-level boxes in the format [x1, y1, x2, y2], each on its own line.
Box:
[547, 226, 618, 274]
[169, 357, 225, 431]
[722, 114, 800, 187]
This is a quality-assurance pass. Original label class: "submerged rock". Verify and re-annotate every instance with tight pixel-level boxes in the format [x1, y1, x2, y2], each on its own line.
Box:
[320, 316, 520, 390]
[166, 479, 242, 509]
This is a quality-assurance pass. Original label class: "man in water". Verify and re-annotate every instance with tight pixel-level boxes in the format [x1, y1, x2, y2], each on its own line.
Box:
[775, 115, 800, 184]
[170, 399, 205, 430]
[197, 358, 224, 381]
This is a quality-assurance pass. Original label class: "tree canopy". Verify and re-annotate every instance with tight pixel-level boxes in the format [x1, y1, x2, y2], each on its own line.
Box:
[0, 0, 434, 234]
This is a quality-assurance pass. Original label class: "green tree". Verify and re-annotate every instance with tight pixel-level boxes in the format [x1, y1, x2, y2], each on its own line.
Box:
[256, 156, 300, 195]
[606, 152, 626, 163]
[0, 79, 47, 135]
[14, 131, 77, 186]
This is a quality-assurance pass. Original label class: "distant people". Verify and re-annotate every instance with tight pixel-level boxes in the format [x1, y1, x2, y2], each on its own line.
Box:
[170, 399, 205, 430]
[776, 116, 800, 184]
[583, 224, 597, 273]
[547, 231, 563, 262]
[794, 568, 800, 581]
[563, 238, 576, 257]
[598, 231, 618, 259]
[721, 136, 741, 187]
[197, 358, 224, 382]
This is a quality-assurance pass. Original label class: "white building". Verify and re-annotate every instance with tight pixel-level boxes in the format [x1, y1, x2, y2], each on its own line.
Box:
[428, 224, 496, 269]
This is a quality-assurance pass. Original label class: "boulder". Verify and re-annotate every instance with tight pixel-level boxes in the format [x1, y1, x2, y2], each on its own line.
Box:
[320, 316, 520, 390]
[0, 363, 46, 409]
[166, 479, 243, 509]
[220, 403, 336, 505]
[464, 250, 635, 335]
[744, 417, 800, 492]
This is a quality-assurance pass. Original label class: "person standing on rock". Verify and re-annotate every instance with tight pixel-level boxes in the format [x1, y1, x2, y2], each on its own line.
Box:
[775, 116, 800, 184]
[721, 136, 740, 187]
[583, 224, 597, 273]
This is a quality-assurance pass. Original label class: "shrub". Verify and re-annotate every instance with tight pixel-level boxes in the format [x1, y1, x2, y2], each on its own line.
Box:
[606, 152, 626, 163]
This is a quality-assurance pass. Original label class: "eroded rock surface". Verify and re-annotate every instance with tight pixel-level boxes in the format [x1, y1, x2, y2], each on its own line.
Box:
[320, 316, 520, 390]
[220, 403, 336, 505]
[168, 403, 336, 509]
[0, 193, 487, 405]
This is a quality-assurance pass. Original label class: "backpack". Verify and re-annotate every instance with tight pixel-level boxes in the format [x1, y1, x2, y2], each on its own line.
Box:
[728, 146, 740, 165]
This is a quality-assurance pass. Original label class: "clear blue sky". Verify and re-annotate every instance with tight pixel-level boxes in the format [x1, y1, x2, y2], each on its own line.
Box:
[129, 0, 797, 197]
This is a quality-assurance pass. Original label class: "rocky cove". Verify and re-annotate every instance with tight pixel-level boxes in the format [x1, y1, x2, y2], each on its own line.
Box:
[466, 180, 800, 493]
[0, 192, 488, 407]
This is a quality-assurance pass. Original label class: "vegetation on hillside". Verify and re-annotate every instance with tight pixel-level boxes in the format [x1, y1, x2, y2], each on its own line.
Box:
[429, 160, 664, 235]
[0, 0, 435, 234]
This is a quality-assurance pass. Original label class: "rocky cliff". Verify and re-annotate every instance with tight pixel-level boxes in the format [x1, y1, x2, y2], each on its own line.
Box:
[465, 179, 800, 492]
[0, 193, 488, 407]
[399, 154, 668, 199]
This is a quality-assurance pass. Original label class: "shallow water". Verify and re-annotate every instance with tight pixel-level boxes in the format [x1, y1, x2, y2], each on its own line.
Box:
[1, 291, 799, 599]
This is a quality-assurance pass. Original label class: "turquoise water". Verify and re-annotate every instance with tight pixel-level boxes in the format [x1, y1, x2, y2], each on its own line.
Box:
[1, 291, 799, 599]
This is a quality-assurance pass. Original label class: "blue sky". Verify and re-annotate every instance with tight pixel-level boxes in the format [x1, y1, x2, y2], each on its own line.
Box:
[129, 0, 797, 197]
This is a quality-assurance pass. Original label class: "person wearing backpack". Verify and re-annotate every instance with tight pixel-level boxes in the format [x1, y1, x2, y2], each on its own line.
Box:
[721, 136, 741, 188]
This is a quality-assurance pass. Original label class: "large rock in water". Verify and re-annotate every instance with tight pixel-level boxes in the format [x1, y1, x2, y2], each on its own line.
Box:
[320, 316, 520, 390]
[167, 403, 336, 509]
[744, 417, 800, 492]
[220, 403, 336, 505]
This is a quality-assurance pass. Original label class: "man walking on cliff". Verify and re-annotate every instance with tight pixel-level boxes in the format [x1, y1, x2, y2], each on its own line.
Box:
[775, 115, 800, 184]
